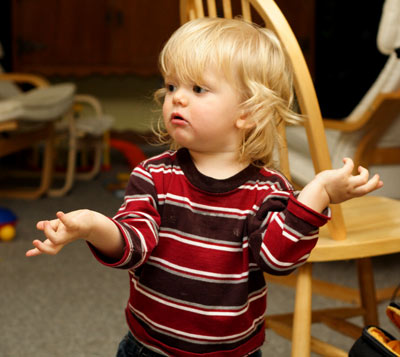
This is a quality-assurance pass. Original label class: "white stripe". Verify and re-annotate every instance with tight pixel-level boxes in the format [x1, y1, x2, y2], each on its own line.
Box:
[261, 242, 298, 267]
[262, 168, 292, 190]
[118, 219, 159, 269]
[159, 232, 243, 252]
[111, 221, 134, 268]
[148, 261, 249, 284]
[283, 230, 299, 242]
[134, 166, 152, 179]
[129, 224, 148, 254]
[131, 170, 154, 185]
[239, 184, 272, 191]
[271, 211, 283, 228]
[120, 194, 157, 210]
[158, 193, 252, 216]
[130, 275, 266, 317]
[260, 244, 310, 272]
[239, 180, 290, 192]
[300, 233, 319, 240]
[162, 228, 242, 247]
[148, 256, 248, 280]
[141, 151, 175, 166]
[263, 210, 318, 243]
[283, 228, 318, 242]
[129, 303, 266, 342]
[261, 251, 308, 272]
[114, 212, 159, 238]
[149, 167, 184, 175]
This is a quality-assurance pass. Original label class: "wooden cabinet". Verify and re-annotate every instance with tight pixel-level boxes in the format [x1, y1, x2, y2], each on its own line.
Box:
[11, 0, 314, 77]
[12, 0, 181, 76]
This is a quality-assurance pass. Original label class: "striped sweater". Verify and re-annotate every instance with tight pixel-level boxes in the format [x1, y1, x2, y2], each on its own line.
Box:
[90, 149, 329, 356]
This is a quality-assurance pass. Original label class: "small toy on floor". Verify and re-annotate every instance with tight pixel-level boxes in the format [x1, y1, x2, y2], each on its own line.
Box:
[0, 207, 17, 241]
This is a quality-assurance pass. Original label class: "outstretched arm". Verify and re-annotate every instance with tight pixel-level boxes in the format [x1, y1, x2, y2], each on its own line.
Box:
[298, 158, 383, 213]
[26, 209, 124, 259]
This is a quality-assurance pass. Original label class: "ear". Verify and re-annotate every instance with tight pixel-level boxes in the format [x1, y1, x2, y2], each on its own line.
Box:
[236, 112, 255, 130]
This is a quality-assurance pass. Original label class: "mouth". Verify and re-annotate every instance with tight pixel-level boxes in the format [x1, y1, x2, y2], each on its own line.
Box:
[170, 112, 188, 125]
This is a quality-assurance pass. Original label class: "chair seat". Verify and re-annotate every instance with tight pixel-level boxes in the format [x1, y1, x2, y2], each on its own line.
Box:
[310, 195, 400, 262]
[56, 114, 114, 137]
[0, 83, 75, 122]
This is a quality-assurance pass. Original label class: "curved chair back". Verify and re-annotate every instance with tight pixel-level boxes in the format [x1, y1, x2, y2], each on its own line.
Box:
[180, 0, 347, 240]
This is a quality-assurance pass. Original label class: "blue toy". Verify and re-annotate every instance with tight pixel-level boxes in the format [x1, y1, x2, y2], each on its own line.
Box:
[0, 207, 17, 241]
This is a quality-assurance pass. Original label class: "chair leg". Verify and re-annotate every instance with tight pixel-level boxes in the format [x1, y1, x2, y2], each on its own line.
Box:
[291, 263, 312, 357]
[48, 111, 77, 197]
[0, 123, 55, 199]
[75, 140, 103, 181]
[357, 258, 379, 326]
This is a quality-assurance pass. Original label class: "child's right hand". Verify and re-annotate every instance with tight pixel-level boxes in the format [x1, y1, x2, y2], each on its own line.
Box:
[26, 209, 95, 257]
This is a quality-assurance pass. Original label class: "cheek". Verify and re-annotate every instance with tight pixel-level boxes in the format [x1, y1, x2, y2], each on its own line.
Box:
[162, 101, 170, 122]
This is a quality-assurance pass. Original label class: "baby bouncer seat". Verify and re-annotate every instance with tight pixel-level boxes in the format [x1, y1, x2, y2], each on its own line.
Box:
[0, 42, 113, 198]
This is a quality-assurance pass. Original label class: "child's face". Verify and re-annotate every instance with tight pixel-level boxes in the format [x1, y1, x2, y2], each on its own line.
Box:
[162, 67, 244, 155]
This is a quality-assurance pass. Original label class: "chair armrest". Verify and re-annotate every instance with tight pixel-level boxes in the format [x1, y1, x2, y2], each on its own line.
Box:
[0, 73, 50, 88]
[73, 94, 103, 117]
[323, 118, 354, 131]
[0, 119, 18, 132]
[323, 89, 400, 132]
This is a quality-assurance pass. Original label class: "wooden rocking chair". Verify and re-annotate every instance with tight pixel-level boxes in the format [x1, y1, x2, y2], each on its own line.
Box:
[180, 1, 400, 356]
[0, 73, 74, 199]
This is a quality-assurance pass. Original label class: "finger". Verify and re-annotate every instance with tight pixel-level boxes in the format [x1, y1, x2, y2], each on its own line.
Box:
[357, 165, 370, 178]
[341, 157, 354, 174]
[42, 220, 63, 245]
[353, 174, 383, 195]
[36, 221, 46, 231]
[29, 239, 64, 256]
[351, 165, 370, 187]
[56, 211, 73, 228]
[56, 211, 80, 232]
[368, 174, 384, 190]
[26, 243, 42, 257]
[36, 218, 60, 231]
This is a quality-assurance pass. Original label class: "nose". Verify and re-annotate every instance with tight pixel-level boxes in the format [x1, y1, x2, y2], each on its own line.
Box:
[172, 88, 188, 106]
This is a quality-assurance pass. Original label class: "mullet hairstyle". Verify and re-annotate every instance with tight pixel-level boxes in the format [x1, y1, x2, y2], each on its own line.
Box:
[153, 17, 301, 168]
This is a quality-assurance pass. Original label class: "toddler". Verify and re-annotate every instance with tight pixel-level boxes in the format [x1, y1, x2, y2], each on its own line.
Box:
[27, 17, 382, 356]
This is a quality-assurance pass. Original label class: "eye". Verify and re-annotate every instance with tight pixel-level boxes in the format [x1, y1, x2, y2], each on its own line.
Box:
[165, 83, 176, 92]
[193, 85, 207, 94]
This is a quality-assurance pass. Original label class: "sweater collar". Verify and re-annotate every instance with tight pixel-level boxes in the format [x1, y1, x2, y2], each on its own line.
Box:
[176, 148, 259, 194]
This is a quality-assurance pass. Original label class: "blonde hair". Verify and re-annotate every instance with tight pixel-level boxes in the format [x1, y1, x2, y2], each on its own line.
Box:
[153, 17, 301, 168]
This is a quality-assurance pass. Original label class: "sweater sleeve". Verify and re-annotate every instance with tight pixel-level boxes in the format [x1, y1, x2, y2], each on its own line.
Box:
[248, 188, 330, 276]
[90, 163, 161, 270]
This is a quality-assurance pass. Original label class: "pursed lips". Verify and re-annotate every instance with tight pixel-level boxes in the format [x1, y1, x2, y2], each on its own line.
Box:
[170, 112, 189, 125]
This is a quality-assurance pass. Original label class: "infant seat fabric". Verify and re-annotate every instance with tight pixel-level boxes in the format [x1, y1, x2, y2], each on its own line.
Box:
[349, 302, 400, 357]
[286, 0, 400, 198]
[0, 83, 76, 123]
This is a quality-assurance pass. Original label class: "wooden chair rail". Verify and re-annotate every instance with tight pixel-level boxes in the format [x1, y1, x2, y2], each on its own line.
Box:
[0, 72, 50, 88]
[323, 90, 400, 132]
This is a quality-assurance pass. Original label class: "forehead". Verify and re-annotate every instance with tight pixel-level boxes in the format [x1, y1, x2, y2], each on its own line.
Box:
[160, 33, 240, 82]
[164, 64, 223, 84]
[161, 52, 243, 97]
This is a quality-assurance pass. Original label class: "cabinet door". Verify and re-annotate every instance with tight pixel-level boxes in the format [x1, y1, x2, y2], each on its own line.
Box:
[12, 0, 180, 76]
[102, 0, 180, 75]
[12, 0, 109, 74]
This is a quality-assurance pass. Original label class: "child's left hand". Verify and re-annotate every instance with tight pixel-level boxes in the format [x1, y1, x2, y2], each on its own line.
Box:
[298, 158, 383, 213]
